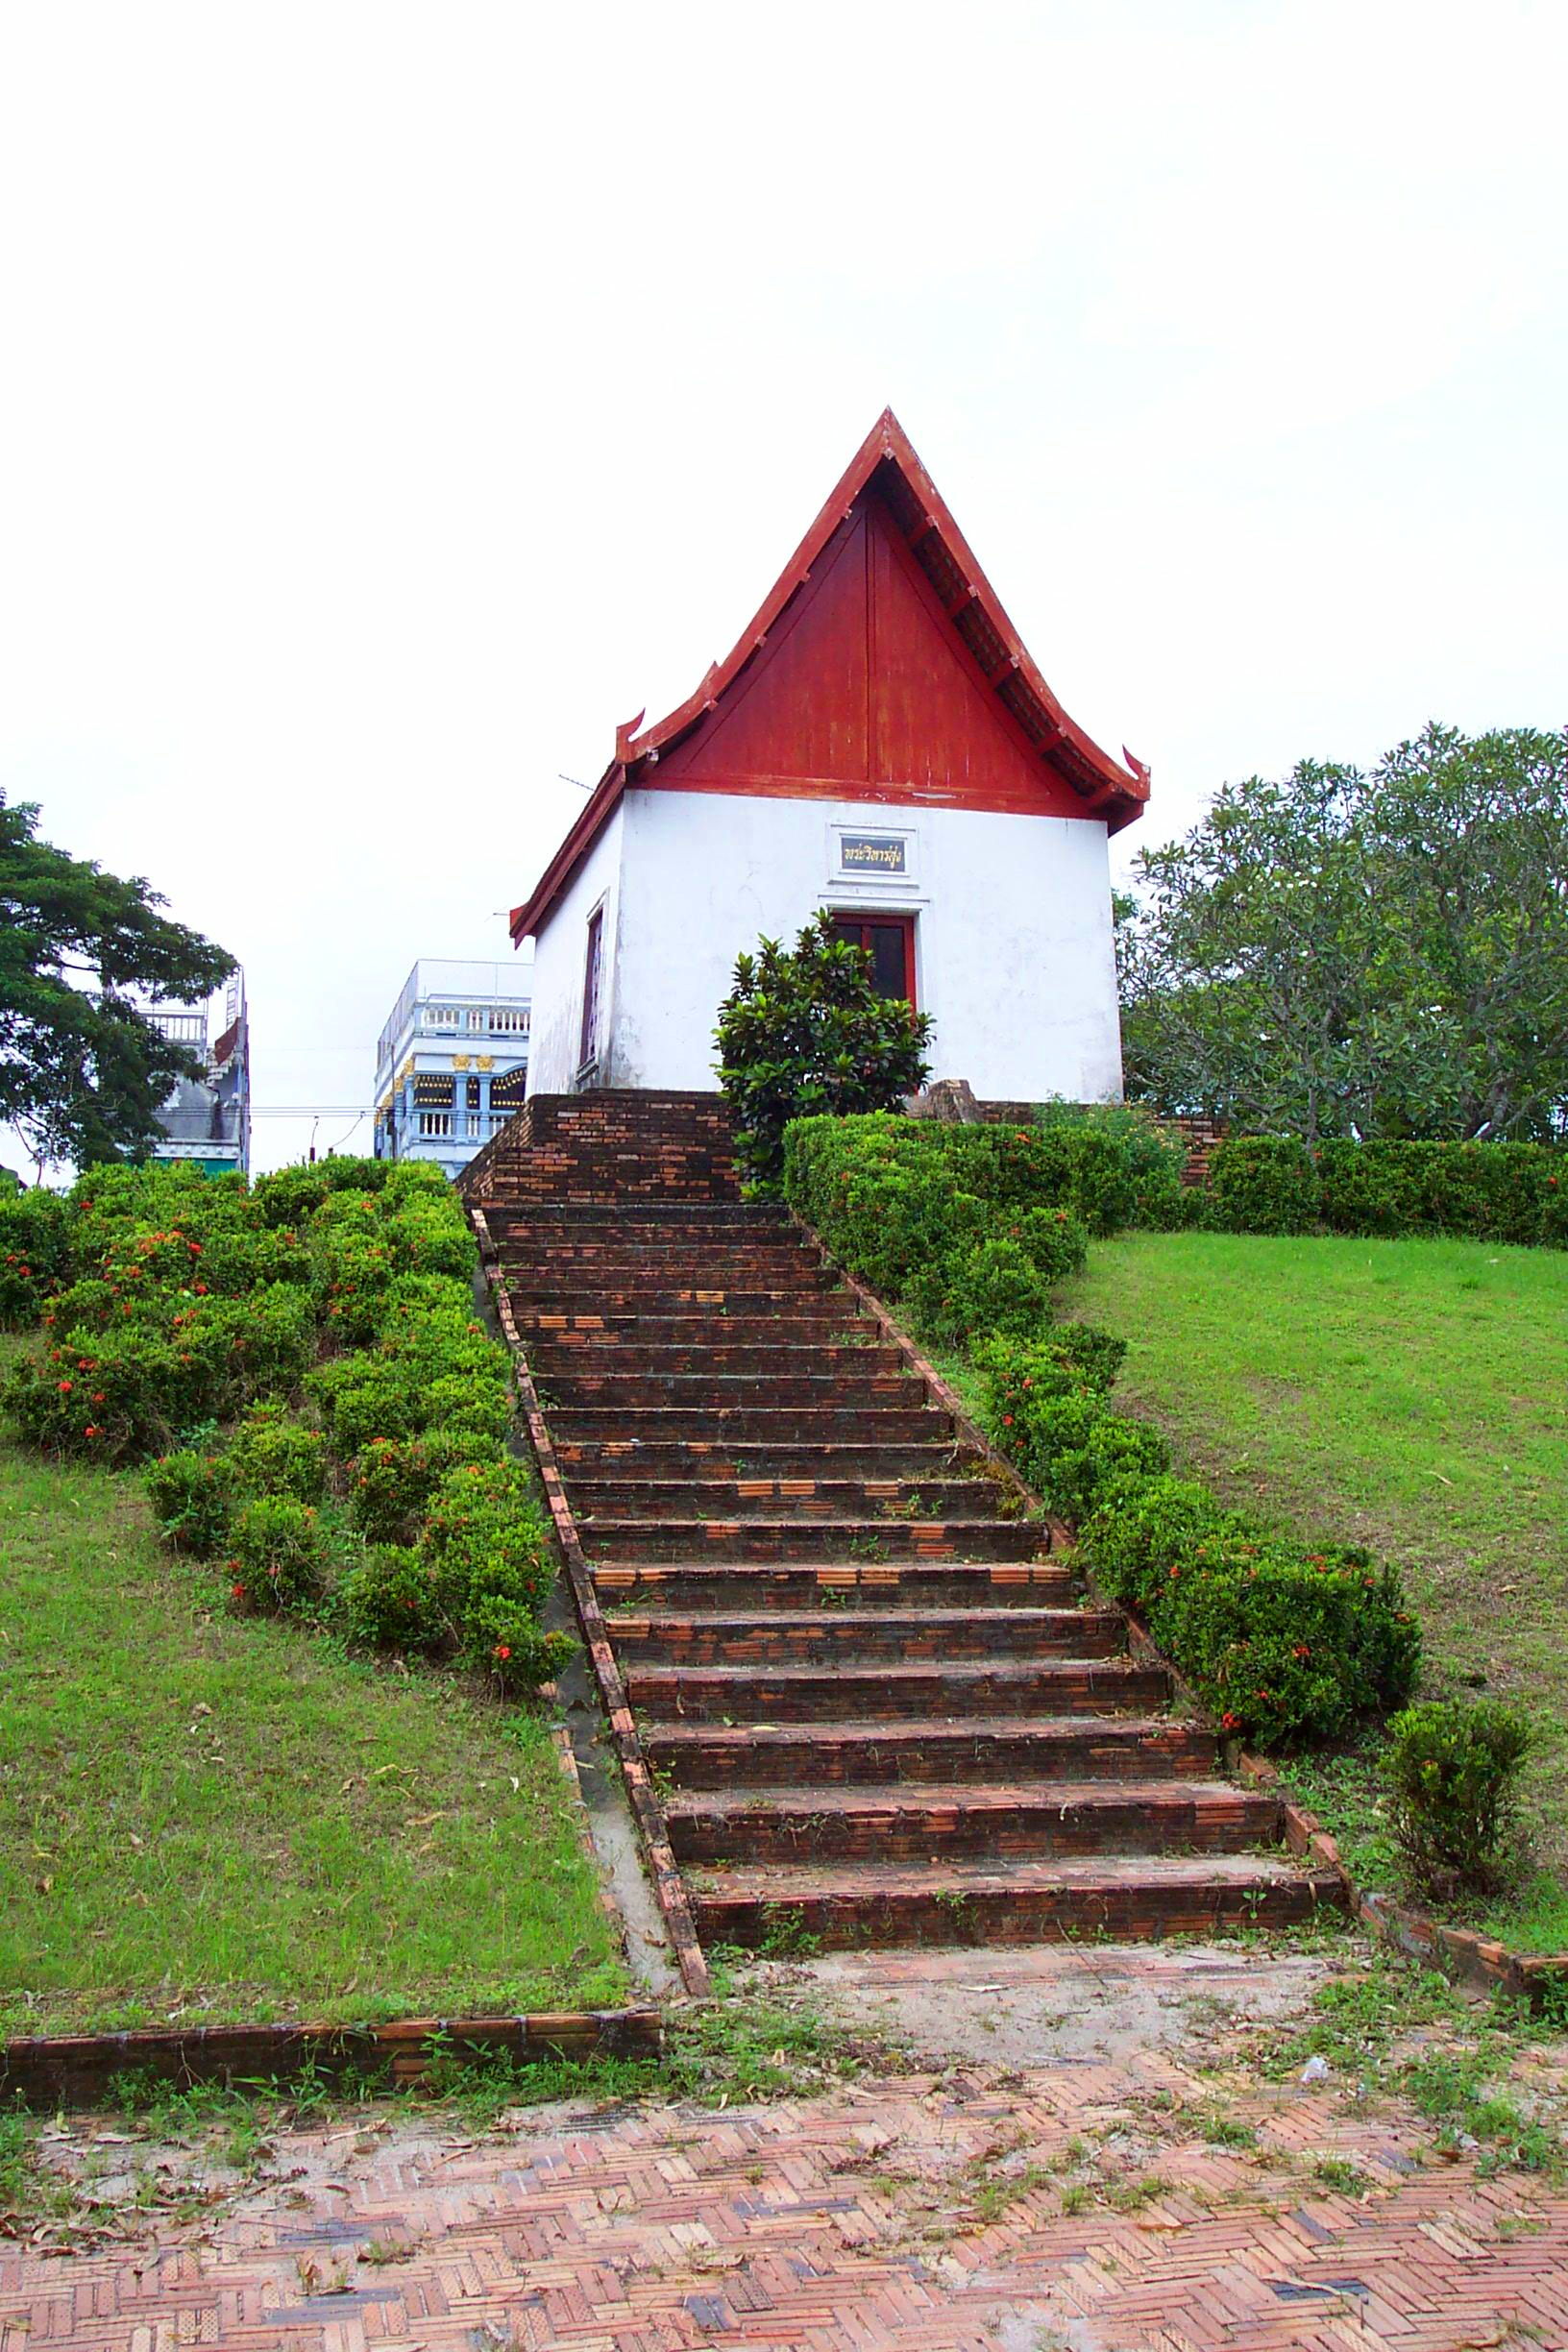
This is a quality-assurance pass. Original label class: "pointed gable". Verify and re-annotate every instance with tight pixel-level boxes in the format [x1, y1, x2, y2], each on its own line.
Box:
[512, 410, 1148, 941]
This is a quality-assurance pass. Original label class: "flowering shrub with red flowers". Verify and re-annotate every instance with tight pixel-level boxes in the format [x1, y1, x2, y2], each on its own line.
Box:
[229, 1495, 331, 1616]
[4, 1152, 570, 1704]
[0, 1188, 69, 1328]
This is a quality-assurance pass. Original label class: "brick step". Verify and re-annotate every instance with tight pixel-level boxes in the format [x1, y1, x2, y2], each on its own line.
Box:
[591, 1560, 1074, 1611]
[544, 1375, 927, 1411]
[665, 1779, 1285, 1864]
[551, 1406, 946, 1445]
[498, 1245, 827, 1274]
[605, 1605, 1125, 1665]
[504, 1285, 857, 1316]
[529, 1341, 908, 1379]
[686, 1853, 1339, 1951]
[556, 1439, 984, 1481]
[625, 1656, 1169, 1723]
[645, 1713, 1217, 1789]
[491, 1222, 790, 1241]
[567, 1476, 1019, 1523]
[582, 1517, 1046, 1563]
[486, 1204, 790, 1222]
[514, 1311, 875, 1345]
[530, 1345, 907, 1373]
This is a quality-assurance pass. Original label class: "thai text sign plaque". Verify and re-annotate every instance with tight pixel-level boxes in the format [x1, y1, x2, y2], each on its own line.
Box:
[839, 833, 907, 874]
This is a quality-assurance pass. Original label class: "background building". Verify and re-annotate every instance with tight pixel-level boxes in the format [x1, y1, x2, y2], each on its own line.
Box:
[147, 972, 252, 1177]
[373, 957, 532, 1177]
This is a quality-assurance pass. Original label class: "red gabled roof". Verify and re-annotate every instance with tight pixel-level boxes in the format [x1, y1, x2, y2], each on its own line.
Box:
[511, 408, 1149, 943]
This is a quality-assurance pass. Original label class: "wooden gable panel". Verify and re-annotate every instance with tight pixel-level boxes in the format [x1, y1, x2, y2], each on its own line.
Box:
[657, 510, 872, 789]
[654, 489, 1085, 819]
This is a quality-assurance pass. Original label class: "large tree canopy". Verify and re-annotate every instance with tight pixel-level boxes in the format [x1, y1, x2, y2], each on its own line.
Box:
[1117, 724, 1568, 1143]
[0, 792, 235, 1173]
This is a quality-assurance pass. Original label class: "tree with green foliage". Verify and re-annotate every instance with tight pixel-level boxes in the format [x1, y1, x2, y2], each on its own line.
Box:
[1117, 724, 1568, 1142]
[716, 910, 933, 1191]
[0, 791, 235, 1175]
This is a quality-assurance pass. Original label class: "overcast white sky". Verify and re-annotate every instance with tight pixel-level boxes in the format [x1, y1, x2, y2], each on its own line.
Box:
[4, 0, 1565, 1173]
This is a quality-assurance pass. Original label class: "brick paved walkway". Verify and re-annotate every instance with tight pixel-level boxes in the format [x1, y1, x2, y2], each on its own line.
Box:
[7, 2010, 1566, 2351]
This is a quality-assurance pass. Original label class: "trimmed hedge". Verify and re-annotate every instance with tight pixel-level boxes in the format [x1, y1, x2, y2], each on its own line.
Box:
[783, 1118, 1424, 1749]
[1206, 1135, 1568, 1246]
[0, 1155, 571, 1699]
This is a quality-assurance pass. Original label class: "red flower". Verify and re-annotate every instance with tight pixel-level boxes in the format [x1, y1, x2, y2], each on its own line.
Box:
[84, 1425, 101, 1439]
[57, 1378, 72, 1393]
[1220, 1710, 1242, 1731]
[1292, 1643, 1311, 1660]
[494, 1643, 512, 1661]
[194, 1282, 208, 1295]
[232, 1581, 247, 1601]
[1001, 1413, 1014, 1426]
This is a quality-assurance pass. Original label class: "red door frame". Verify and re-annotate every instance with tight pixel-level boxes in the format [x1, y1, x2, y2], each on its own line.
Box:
[829, 910, 918, 1010]
[578, 904, 604, 1068]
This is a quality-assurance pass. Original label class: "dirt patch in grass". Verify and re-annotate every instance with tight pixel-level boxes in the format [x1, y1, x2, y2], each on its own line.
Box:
[0, 1427, 626, 2034]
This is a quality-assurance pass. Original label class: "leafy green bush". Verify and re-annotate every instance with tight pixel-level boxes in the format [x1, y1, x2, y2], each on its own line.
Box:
[717, 914, 933, 1194]
[1385, 1699, 1531, 1895]
[1160, 1554, 1420, 1747]
[420, 1460, 555, 1624]
[1207, 1137, 1320, 1234]
[1075, 1475, 1239, 1612]
[144, 1448, 236, 1556]
[784, 1115, 1111, 1302]
[334, 1543, 447, 1653]
[906, 1237, 1054, 1350]
[1315, 1139, 1568, 1247]
[227, 1409, 329, 1502]
[228, 1496, 330, 1616]
[0, 1191, 69, 1327]
[1031, 1099, 1188, 1226]
[348, 1428, 493, 1544]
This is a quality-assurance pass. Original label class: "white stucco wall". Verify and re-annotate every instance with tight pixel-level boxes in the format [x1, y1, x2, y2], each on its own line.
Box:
[525, 802, 625, 1096]
[527, 786, 1122, 1103]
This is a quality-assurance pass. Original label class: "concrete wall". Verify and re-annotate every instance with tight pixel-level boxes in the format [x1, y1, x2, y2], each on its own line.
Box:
[526, 786, 1122, 1104]
[527, 802, 625, 1095]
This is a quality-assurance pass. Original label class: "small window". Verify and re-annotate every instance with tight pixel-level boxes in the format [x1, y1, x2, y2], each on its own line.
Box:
[579, 906, 604, 1069]
[829, 913, 918, 1007]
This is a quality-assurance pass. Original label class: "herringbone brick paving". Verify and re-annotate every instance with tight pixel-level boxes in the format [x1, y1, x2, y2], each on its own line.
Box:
[8, 1953, 1566, 2352]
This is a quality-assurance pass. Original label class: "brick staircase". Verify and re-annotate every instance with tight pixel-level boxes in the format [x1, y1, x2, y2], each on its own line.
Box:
[479, 1153, 1340, 1955]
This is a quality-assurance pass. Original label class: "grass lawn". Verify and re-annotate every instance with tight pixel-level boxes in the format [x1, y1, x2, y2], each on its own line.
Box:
[1059, 1231, 1568, 1947]
[0, 1393, 625, 2035]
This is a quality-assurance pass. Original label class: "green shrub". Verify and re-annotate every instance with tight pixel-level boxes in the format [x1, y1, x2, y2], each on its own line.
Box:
[306, 1355, 424, 1451]
[250, 1157, 390, 1230]
[1207, 1136, 1320, 1234]
[4, 1323, 233, 1460]
[196, 1226, 310, 1294]
[1385, 1699, 1531, 1895]
[906, 1237, 1054, 1350]
[456, 1594, 575, 1695]
[1032, 1395, 1170, 1522]
[228, 1496, 330, 1616]
[419, 1459, 555, 1623]
[1156, 1553, 1420, 1747]
[348, 1429, 494, 1544]
[717, 912, 933, 1193]
[0, 1192, 70, 1327]
[1075, 1475, 1239, 1612]
[334, 1543, 447, 1653]
[144, 1449, 236, 1556]
[423, 1371, 512, 1443]
[221, 1284, 315, 1397]
[227, 1409, 329, 1502]
[1032, 1099, 1188, 1226]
